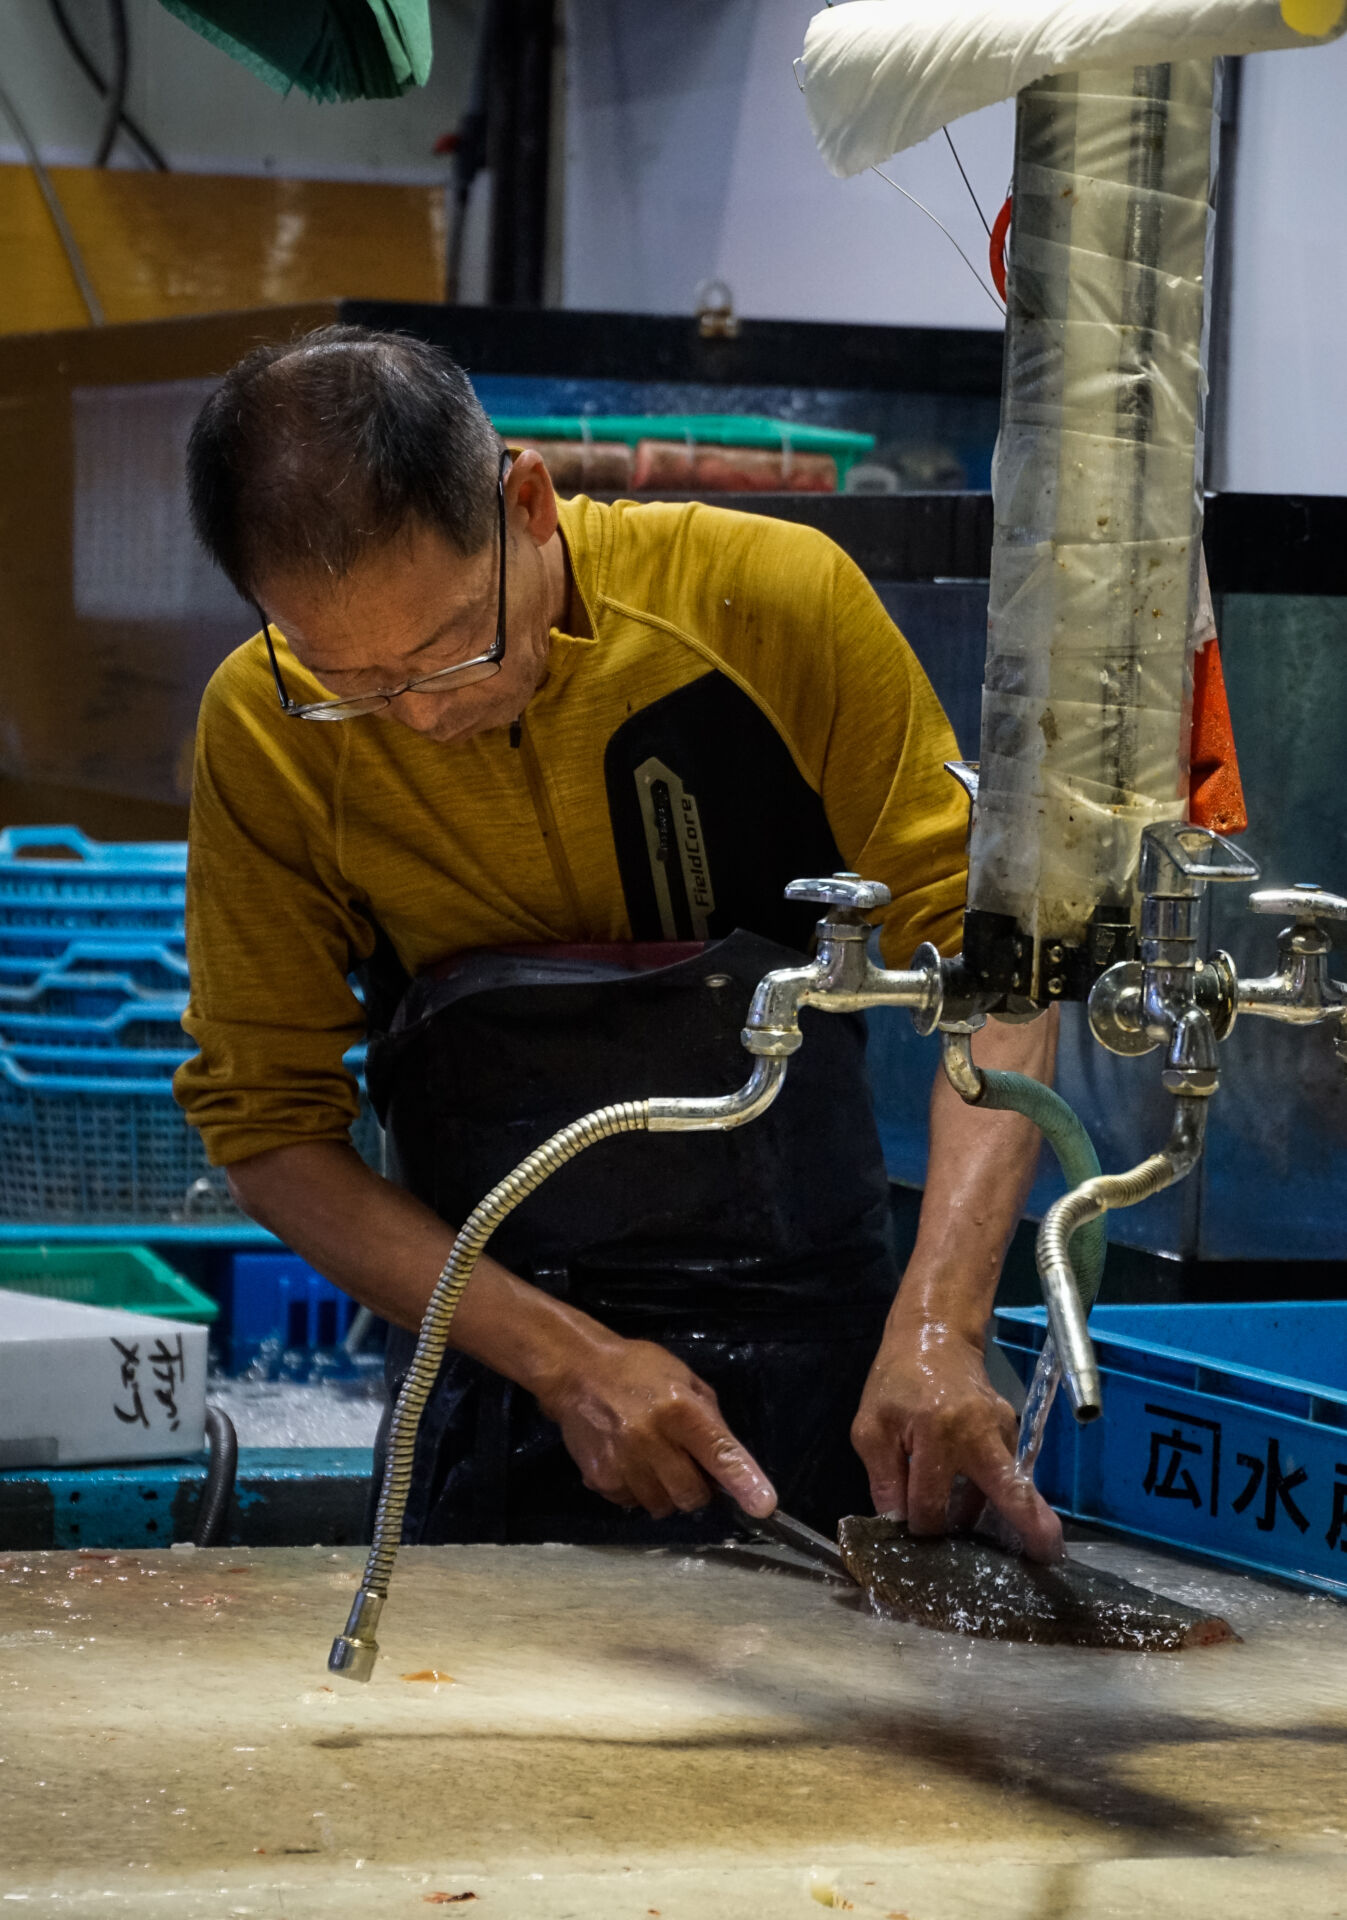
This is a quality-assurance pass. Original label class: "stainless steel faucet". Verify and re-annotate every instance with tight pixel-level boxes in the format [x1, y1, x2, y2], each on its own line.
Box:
[1088, 823, 1259, 1071]
[740, 874, 944, 1055]
[1234, 886, 1347, 1054]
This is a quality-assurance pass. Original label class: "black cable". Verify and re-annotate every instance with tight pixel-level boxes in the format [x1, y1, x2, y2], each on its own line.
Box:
[944, 125, 993, 240]
[92, 0, 128, 168]
[48, 0, 169, 171]
[193, 1406, 239, 1547]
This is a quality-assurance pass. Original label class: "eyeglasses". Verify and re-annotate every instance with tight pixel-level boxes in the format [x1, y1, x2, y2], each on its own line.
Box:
[254, 453, 510, 723]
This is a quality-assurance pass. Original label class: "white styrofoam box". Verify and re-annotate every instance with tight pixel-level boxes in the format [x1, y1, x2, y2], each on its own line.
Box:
[0, 1291, 207, 1469]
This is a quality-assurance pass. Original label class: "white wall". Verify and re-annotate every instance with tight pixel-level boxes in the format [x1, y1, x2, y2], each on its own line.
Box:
[563, 0, 1011, 330]
[1217, 35, 1347, 496]
[0, 0, 479, 180]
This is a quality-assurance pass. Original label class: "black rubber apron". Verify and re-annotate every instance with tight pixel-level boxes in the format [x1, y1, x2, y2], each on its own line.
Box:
[367, 929, 900, 1545]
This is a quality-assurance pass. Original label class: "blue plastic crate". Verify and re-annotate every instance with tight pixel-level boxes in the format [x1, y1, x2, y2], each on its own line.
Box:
[0, 998, 188, 1050]
[222, 1250, 361, 1373]
[0, 1044, 383, 1227]
[996, 1302, 1347, 1598]
[0, 1045, 233, 1223]
[0, 895, 185, 935]
[0, 825, 186, 875]
[0, 925, 186, 967]
[0, 937, 190, 1004]
[0, 829, 185, 934]
[0, 969, 183, 1020]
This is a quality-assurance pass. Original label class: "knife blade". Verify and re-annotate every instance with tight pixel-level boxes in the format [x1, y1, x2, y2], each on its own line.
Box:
[724, 1499, 851, 1579]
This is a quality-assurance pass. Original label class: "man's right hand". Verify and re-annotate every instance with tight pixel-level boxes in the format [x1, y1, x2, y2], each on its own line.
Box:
[534, 1336, 777, 1522]
[224, 1142, 776, 1524]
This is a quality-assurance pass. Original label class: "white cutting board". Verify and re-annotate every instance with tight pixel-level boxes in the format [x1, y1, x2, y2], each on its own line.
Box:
[0, 1289, 207, 1468]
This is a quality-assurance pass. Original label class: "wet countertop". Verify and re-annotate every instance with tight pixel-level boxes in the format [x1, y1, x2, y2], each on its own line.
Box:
[3, 1537, 1346, 1916]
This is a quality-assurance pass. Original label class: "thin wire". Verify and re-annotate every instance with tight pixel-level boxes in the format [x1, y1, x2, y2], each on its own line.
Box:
[93, 0, 129, 169]
[0, 78, 105, 324]
[48, 0, 169, 170]
[870, 165, 1005, 316]
[943, 126, 992, 239]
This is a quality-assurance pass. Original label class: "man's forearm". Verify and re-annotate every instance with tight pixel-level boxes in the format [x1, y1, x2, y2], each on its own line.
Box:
[850, 1006, 1065, 1557]
[892, 1008, 1059, 1340]
[225, 1140, 778, 1518]
[225, 1141, 624, 1397]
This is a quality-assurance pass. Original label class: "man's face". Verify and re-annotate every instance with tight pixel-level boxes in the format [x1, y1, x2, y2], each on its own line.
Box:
[256, 465, 558, 747]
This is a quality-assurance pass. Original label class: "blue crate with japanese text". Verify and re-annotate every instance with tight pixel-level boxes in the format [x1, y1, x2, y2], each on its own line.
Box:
[994, 1302, 1347, 1598]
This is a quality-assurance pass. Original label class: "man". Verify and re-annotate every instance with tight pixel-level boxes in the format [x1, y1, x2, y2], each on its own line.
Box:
[176, 325, 1061, 1559]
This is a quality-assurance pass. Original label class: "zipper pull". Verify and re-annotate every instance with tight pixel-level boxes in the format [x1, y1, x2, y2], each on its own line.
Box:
[509, 719, 522, 749]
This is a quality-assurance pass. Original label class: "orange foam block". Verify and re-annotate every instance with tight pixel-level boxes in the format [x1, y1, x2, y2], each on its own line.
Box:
[1189, 636, 1248, 835]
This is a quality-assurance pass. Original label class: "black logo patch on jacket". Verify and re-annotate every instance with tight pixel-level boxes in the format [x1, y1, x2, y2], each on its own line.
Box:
[604, 670, 843, 950]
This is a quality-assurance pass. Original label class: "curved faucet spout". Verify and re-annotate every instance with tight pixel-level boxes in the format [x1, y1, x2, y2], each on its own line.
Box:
[1035, 1096, 1208, 1423]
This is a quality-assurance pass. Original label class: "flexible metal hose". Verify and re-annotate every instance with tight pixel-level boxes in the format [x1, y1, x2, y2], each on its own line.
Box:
[330, 1058, 788, 1680]
[369, 1099, 648, 1595]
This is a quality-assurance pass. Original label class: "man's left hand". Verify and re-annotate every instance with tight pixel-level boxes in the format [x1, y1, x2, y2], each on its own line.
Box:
[851, 1310, 1064, 1563]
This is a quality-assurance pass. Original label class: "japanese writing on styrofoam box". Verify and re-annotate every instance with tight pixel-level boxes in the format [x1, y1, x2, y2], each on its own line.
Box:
[111, 1333, 187, 1433]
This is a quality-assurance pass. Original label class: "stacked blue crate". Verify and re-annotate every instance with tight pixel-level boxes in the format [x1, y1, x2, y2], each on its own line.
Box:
[0, 828, 381, 1239]
[222, 1250, 365, 1375]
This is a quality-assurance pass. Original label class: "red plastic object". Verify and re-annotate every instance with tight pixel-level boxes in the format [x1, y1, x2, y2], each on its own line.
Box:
[1189, 636, 1248, 834]
[990, 195, 1012, 302]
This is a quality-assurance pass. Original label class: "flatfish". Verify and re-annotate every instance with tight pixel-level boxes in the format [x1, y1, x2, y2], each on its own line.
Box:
[836, 1515, 1237, 1650]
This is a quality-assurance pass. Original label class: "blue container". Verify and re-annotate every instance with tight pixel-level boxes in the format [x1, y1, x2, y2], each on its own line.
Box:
[222, 1250, 361, 1373]
[0, 1045, 234, 1224]
[0, 893, 185, 935]
[0, 1044, 383, 1228]
[0, 925, 186, 967]
[995, 1302, 1347, 1598]
[0, 825, 186, 874]
[0, 998, 188, 1050]
[0, 830, 185, 935]
[0, 938, 190, 1006]
[0, 970, 181, 1020]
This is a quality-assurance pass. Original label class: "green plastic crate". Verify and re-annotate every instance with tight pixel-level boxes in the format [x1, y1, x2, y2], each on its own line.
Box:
[0, 1244, 218, 1323]
[492, 413, 875, 480]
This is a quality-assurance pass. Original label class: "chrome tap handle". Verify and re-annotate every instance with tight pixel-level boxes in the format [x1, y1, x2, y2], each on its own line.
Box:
[783, 873, 892, 915]
[1139, 822, 1261, 894]
[1248, 885, 1347, 928]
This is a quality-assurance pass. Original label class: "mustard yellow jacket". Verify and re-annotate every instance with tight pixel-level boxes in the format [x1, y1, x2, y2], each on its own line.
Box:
[176, 497, 968, 1166]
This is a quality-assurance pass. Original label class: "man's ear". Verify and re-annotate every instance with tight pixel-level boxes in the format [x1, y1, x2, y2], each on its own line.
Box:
[505, 447, 559, 548]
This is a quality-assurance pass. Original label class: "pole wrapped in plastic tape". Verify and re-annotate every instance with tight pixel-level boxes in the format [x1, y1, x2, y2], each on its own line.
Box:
[800, 0, 1346, 178]
[970, 62, 1218, 946]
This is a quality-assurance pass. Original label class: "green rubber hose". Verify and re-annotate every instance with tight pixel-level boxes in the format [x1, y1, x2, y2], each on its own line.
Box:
[976, 1069, 1107, 1308]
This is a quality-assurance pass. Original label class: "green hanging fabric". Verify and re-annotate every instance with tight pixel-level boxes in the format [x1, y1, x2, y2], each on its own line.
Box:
[155, 0, 433, 102]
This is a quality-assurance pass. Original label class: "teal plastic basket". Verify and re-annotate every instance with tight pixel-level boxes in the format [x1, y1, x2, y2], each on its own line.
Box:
[0, 1244, 218, 1322]
[492, 413, 876, 481]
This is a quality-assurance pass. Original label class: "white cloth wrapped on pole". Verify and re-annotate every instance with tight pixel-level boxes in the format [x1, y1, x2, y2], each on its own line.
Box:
[800, 0, 1346, 176]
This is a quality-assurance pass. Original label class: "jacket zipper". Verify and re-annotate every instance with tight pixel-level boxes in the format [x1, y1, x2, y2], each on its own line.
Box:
[517, 715, 585, 933]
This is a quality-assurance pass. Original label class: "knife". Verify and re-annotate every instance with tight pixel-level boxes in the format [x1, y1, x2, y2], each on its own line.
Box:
[721, 1497, 850, 1579]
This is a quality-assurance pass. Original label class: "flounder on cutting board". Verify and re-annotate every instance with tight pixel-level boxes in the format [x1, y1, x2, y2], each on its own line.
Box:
[837, 1515, 1237, 1650]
